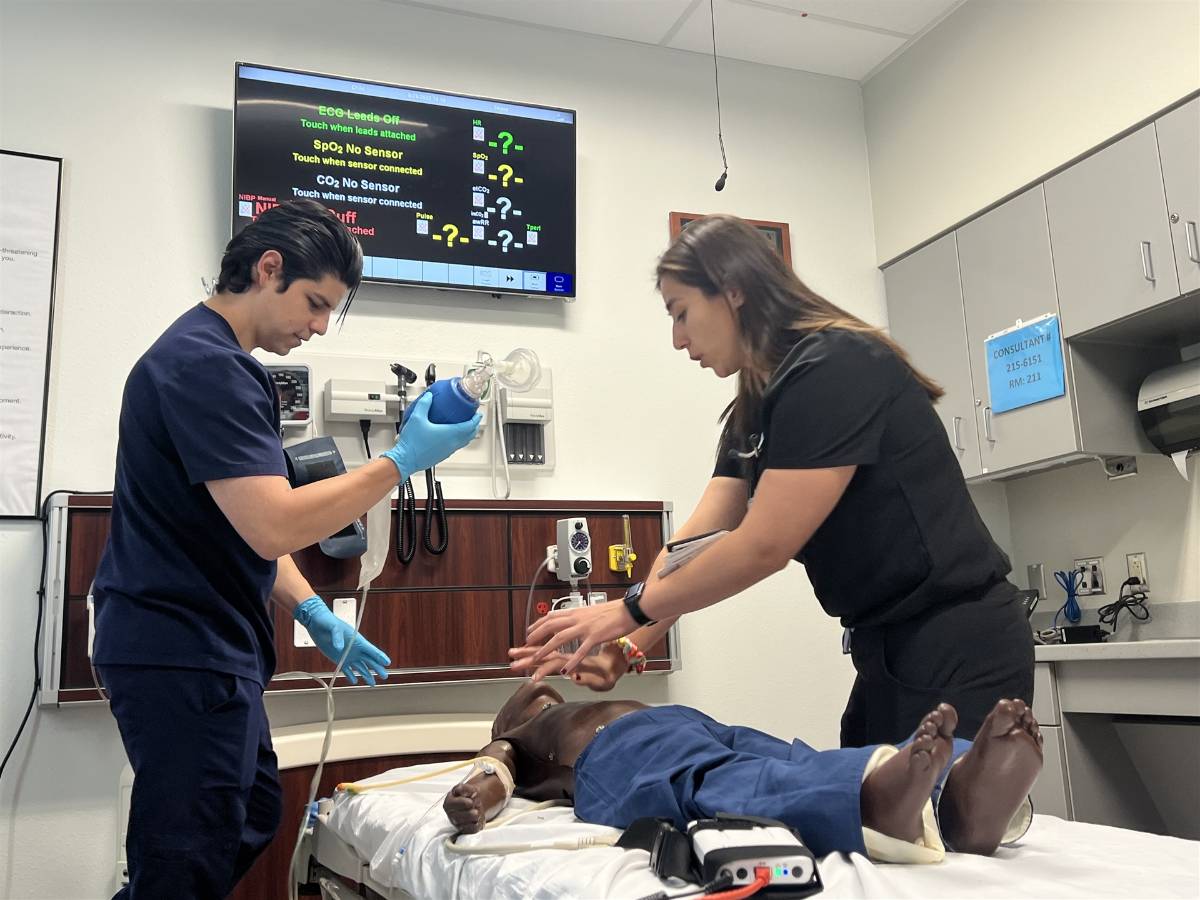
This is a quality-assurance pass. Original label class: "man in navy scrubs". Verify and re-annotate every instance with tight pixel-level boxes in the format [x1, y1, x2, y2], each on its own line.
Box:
[92, 200, 479, 898]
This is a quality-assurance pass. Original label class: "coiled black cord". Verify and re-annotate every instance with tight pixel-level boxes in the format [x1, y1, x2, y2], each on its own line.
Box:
[1097, 578, 1150, 633]
[395, 476, 417, 565]
[422, 469, 448, 555]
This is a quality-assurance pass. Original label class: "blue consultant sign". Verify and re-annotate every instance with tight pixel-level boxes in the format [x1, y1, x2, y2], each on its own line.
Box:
[985, 314, 1066, 414]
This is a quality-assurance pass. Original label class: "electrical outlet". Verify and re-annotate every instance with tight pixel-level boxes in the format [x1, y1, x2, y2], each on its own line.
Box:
[294, 619, 314, 648]
[545, 544, 558, 574]
[1126, 552, 1149, 587]
[333, 596, 357, 627]
[1073, 557, 1105, 595]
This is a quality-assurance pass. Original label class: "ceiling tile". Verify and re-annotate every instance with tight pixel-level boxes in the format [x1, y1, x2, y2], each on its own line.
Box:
[668, 0, 905, 80]
[754, 0, 961, 36]
[392, 0, 697, 44]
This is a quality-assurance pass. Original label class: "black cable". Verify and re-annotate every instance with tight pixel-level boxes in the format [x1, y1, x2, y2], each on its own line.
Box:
[636, 870, 734, 900]
[1, 489, 109, 785]
[394, 476, 417, 565]
[390, 364, 421, 564]
[422, 468, 448, 555]
[415, 361, 447, 555]
[1097, 578, 1150, 633]
[0, 522, 46, 785]
[709, 0, 729, 191]
[358, 419, 372, 459]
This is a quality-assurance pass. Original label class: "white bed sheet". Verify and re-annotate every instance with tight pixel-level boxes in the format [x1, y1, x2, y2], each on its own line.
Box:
[325, 761, 1200, 900]
[818, 816, 1200, 898]
[324, 762, 677, 899]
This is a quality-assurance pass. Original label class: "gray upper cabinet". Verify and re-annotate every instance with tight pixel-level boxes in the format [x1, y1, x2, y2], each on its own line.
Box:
[1156, 98, 1200, 295]
[1045, 124, 1180, 337]
[957, 186, 1078, 473]
[884, 234, 982, 479]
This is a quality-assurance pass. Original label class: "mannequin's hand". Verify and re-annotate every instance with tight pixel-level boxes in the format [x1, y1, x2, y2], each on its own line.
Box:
[444, 782, 486, 834]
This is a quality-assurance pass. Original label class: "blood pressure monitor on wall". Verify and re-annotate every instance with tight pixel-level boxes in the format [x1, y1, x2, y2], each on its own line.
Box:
[267, 364, 312, 433]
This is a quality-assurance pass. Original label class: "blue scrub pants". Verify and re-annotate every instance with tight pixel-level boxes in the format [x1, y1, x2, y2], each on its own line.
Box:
[99, 665, 282, 900]
[573, 705, 970, 858]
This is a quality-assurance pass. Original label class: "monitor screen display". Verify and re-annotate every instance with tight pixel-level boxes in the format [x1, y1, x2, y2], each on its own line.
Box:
[233, 63, 576, 298]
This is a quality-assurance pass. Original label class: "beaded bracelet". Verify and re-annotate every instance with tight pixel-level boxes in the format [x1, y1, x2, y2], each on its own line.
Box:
[615, 636, 648, 675]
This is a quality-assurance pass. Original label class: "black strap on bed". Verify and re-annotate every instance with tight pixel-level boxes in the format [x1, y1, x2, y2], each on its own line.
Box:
[617, 817, 697, 882]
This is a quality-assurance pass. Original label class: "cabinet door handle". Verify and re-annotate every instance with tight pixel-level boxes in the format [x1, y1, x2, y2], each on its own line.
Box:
[984, 406, 995, 443]
[1140, 241, 1155, 282]
[952, 415, 965, 451]
[1187, 221, 1200, 264]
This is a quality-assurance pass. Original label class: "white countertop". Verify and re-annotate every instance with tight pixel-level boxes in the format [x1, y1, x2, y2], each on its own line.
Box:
[1034, 638, 1200, 662]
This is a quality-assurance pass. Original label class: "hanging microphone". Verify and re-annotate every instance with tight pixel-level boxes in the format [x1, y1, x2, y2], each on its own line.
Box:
[709, 0, 729, 192]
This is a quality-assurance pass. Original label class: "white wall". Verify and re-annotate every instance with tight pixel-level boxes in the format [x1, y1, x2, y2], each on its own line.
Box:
[865, 0, 1200, 614]
[1006, 455, 1200, 612]
[864, 0, 1200, 264]
[0, 1, 880, 895]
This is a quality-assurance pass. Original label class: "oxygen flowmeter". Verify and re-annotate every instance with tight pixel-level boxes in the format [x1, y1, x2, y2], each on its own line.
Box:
[608, 514, 638, 578]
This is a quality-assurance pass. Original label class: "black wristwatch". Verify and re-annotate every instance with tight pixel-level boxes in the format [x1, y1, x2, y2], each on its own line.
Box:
[623, 581, 656, 627]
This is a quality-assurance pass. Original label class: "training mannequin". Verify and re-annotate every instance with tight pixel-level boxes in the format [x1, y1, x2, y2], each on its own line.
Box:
[444, 683, 1043, 862]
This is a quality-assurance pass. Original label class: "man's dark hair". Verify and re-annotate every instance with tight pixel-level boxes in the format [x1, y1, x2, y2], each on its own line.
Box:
[216, 200, 363, 309]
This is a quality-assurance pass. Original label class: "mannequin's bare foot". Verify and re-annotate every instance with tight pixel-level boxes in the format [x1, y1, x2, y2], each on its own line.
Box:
[939, 699, 1043, 855]
[860, 703, 957, 842]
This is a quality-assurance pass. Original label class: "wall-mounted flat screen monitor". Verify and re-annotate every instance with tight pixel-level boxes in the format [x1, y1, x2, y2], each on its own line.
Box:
[233, 63, 576, 298]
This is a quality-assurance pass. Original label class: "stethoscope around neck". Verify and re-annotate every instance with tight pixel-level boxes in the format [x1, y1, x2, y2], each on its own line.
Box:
[728, 433, 764, 508]
[729, 432, 764, 460]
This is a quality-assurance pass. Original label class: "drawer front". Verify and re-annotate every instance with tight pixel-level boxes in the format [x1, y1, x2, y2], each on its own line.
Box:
[1033, 662, 1059, 725]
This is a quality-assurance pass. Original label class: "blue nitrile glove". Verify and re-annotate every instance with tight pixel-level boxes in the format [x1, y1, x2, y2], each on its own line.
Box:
[293, 595, 391, 686]
[382, 391, 482, 480]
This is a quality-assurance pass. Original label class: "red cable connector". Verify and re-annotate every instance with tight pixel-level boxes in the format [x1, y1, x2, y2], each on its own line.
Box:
[704, 869, 771, 900]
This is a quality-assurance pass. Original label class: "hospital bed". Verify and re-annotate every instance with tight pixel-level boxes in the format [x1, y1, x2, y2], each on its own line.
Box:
[285, 716, 1200, 900]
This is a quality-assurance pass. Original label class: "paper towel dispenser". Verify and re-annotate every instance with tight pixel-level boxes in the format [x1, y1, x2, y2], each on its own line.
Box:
[1138, 359, 1200, 457]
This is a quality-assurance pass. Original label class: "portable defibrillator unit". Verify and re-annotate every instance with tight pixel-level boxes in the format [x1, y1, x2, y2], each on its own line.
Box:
[620, 813, 822, 899]
[688, 815, 821, 897]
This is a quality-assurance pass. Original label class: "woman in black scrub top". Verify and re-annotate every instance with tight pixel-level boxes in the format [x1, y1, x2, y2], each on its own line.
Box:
[514, 214, 1034, 747]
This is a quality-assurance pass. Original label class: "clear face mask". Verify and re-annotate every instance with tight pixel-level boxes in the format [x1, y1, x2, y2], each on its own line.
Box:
[461, 347, 542, 400]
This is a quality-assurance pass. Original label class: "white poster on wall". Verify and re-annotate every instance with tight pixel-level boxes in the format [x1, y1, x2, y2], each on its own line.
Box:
[0, 151, 61, 518]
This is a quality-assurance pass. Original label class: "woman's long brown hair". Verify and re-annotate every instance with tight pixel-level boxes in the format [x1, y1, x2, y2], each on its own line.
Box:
[655, 214, 943, 454]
